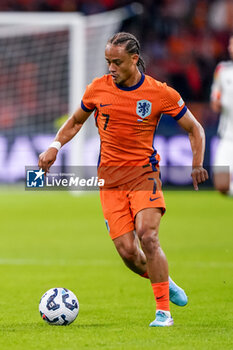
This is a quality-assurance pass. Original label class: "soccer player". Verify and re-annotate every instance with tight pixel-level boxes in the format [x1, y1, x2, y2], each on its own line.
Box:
[210, 34, 233, 196]
[39, 32, 208, 327]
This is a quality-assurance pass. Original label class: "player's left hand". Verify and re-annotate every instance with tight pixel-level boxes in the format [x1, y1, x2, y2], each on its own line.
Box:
[191, 166, 209, 191]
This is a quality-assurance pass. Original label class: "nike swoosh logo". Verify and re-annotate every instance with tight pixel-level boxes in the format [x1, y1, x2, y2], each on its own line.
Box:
[156, 294, 165, 300]
[149, 196, 161, 202]
[100, 103, 112, 107]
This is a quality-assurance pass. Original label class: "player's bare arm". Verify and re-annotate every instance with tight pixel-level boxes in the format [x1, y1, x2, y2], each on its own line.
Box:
[38, 107, 91, 173]
[178, 109, 209, 190]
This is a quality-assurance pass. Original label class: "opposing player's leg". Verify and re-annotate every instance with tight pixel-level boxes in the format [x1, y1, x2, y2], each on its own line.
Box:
[213, 172, 230, 194]
[213, 138, 233, 196]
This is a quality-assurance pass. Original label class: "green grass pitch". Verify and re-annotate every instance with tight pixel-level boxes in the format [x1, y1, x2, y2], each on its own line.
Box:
[0, 188, 232, 350]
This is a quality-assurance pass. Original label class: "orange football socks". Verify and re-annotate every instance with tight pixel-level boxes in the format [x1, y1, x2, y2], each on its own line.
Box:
[141, 271, 149, 279]
[151, 281, 170, 311]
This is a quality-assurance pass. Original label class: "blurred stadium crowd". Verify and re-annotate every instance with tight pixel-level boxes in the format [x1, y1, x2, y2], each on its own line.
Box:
[1, 0, 232, 103]
[0, 0, 233, 130]
[0, 0, 232, 182]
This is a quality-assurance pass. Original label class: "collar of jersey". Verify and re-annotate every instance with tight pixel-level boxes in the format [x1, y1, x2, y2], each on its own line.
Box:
[115, 73, 145, 91]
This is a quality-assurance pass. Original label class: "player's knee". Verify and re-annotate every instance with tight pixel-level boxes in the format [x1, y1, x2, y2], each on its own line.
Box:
[115, 241, 138, 263]
[138, 229, 159, 257]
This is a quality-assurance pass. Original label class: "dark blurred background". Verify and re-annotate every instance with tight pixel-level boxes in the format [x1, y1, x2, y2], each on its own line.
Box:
[1, 0, 232, 127]
[0, 0, 232, 184]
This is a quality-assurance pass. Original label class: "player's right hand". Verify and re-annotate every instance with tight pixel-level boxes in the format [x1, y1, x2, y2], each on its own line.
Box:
[191, 166, 209, 191]
[38, 148, 58, 174]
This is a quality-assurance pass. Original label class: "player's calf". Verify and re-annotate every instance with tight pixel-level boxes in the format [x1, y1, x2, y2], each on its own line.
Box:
[113, 231, 147, 275]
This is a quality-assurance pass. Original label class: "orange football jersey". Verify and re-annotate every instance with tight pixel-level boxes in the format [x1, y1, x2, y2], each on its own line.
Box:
[81, 73, 187, 187]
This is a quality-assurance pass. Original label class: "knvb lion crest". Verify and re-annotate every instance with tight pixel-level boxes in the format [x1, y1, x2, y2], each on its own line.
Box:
[136, 100, 152, 119]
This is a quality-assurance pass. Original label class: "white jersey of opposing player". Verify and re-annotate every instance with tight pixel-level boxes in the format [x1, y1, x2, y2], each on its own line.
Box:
[211, 61, 233, 140]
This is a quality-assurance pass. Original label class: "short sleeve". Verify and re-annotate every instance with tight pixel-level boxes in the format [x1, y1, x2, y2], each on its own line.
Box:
[81, 82, 96, 112]
[210, 63, 222, 101]
[160, 83, 187, 121]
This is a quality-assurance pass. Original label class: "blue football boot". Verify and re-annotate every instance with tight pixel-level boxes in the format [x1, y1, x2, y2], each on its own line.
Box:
[169, 277, 188, 306]
[149, 310, 174, 327]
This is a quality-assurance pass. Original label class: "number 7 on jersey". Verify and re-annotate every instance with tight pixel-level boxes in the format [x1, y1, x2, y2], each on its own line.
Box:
[102, 113, 110, 130]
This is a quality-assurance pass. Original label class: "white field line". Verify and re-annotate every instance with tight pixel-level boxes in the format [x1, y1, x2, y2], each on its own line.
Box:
[170, 261, 233, 268]
[0, 258, 232, 268]
[0, 258, 120, 266]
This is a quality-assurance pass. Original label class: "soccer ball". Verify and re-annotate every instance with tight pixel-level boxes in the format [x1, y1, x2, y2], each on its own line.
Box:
[39, 287, 79, 325]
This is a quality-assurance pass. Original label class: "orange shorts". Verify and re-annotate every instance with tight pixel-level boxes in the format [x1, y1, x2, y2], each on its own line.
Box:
[99, 171, 166, 240]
